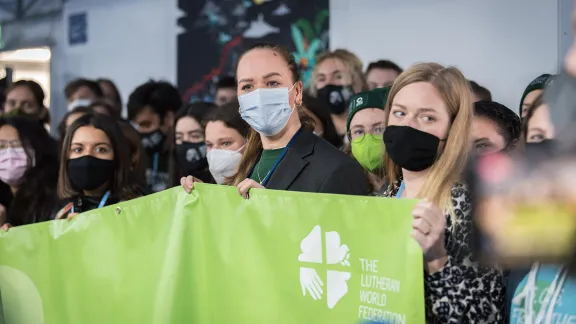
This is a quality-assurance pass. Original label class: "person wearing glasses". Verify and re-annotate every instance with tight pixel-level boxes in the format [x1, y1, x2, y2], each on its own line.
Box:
[344, 87, 389, 194]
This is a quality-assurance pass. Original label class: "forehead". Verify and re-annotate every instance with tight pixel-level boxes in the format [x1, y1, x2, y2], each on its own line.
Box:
[367, 68, 398, 79]
[72, 126, 110, 143]
[206, 120, 240, 138]
[237, 49, 291, 79]
[393, 82, 446, 111]
[472, 116, 500, 136]
[528, 104, 551, 126]
[0, 125, 19, 139]
[134, 106, 159, 121]
[175, 116, 202, 132]
[317, 58, 345, 73]
[7, 86, 34, 99]
[351, 108, 386, 126]
[523, 89, 543, 104]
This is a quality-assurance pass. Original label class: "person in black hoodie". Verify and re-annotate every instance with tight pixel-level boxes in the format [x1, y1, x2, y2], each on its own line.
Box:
[54, 113, 146, 219]
[0, 116, 59, 227]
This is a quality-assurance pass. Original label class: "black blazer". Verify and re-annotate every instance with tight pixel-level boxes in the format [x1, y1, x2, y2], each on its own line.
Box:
[264, 130, 370, 195]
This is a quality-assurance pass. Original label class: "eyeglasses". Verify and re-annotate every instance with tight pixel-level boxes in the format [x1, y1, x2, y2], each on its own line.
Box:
[348, 126, 385, 141]
[0, 140, 23, 150]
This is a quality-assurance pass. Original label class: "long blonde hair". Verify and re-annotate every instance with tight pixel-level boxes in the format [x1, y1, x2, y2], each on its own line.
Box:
[384, 63, 472, 216]
[309, 49, 367, 96]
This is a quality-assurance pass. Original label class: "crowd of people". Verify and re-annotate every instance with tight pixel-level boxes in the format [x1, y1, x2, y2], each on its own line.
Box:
[0, 27, 574, 322]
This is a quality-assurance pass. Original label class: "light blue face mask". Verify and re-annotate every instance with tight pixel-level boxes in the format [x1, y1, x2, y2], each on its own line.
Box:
[238, 85, 295, 136]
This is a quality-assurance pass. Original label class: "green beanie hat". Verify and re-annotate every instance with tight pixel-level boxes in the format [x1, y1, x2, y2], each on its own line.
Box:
[519, 74, 554, 116]
[346, 86, 391, 133]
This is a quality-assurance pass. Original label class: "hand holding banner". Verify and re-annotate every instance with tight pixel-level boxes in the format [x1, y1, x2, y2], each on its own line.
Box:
[0, 184, 425, 323]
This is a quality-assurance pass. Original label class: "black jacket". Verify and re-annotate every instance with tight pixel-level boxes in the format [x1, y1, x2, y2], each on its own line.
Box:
[263, 130, 370, 195]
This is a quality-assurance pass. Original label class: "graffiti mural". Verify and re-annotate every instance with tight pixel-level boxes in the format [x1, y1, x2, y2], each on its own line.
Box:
[177, 0, 329, 103]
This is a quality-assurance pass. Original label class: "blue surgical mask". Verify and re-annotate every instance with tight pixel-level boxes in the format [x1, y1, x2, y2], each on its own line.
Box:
[238, 85, 295, 136]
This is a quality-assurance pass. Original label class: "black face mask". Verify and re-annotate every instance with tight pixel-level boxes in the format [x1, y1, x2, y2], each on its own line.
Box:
[384, 125, 442, 172]
[176, 142, 208, 174]
[524, 140, 557, 166]
[140, 130, 166, 153]
[68, 156, 115, 191]
[316, 85, 354, 115]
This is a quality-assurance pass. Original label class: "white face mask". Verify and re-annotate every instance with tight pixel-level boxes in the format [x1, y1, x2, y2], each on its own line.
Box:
[207, 146, 244, 184]
[238, 85, 295, 136]
[68, 99, 93, 111]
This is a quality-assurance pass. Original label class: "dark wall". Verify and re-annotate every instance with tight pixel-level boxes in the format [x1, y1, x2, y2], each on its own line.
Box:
[177, 0, 329, 103]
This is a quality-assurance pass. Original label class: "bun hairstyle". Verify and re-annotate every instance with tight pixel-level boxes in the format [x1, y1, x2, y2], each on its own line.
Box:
[230, 43, 314, 186]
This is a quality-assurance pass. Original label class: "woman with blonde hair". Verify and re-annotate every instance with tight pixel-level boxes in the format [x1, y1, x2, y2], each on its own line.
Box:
[381, 63, 505, 322]
[310, 49, 367, 136]
[182, 43, 369, 197]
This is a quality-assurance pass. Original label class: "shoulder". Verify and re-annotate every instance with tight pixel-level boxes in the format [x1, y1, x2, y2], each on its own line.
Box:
[306, 132, 359, 167]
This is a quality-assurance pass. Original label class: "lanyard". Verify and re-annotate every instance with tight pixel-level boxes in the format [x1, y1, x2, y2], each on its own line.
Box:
[71, 191, 111, 214]
[248, 128, 302, 186]
[153, 152, 159, 175]
[395, 181, 405, 198]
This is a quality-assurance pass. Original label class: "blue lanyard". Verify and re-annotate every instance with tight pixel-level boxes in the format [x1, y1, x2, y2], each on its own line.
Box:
[248, 128, 302, 186]
[71, 191, 111, 214]
[153, 152, 159, 175]
[395, 181, 405, 198]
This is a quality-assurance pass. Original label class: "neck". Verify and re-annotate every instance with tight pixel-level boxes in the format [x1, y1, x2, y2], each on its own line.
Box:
[83, 183, 110, 197]
[261, 121, 301, 150]
[9, 186, 19, 195]
[401, 169, 429, 198]
[331, 113, 347, 136]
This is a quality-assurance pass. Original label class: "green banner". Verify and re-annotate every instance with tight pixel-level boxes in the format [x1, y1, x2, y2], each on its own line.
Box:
[0, 184, 424, 324]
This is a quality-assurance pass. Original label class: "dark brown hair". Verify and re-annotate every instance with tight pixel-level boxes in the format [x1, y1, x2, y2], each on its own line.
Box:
[520, 93, 546, 149]
[0, 116, 59, 225]
[230, 43, 314, 186]
[64, 78, 104, 100]
[58, 113, 146, 200]
[57, 106, 92, 141]
[117, 119, 147, 186]
[5, 80, 50, 125]
[203, 100, 250, 138]
[169, 102, 216, 186]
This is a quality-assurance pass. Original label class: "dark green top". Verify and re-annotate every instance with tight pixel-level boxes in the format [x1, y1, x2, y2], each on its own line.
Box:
[250, 148, 285, 184]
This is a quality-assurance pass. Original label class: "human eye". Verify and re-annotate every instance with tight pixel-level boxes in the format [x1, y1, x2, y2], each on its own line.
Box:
[191, 133, 204, 141]
[335, 73, 343, 80]
[421, 115, 436, 123]
[241, 84, 253, 92]
[372, 126, 385, 135]
[222, 141, 232, 147]
[70, 146, 82, 153]
[392, 110, 405, 118]
[353, 129, 365, 136]
[529, 134, 545, 142]
[95, 146, 109, 153]
[266, 80, 280, 88]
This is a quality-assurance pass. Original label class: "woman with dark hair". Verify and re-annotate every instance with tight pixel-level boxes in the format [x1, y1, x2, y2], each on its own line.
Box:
[97, 78, 123, 118]
[169, 102, 215, 186]
[54, 113, 146, 219]
[301, 92, 342, 148]
[182, 43, 369, 197]
[0, 116, 59, 227]
[471, 100, 521, 155]
[203, 101, 250, 184]
[3, 80, 50, 126]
